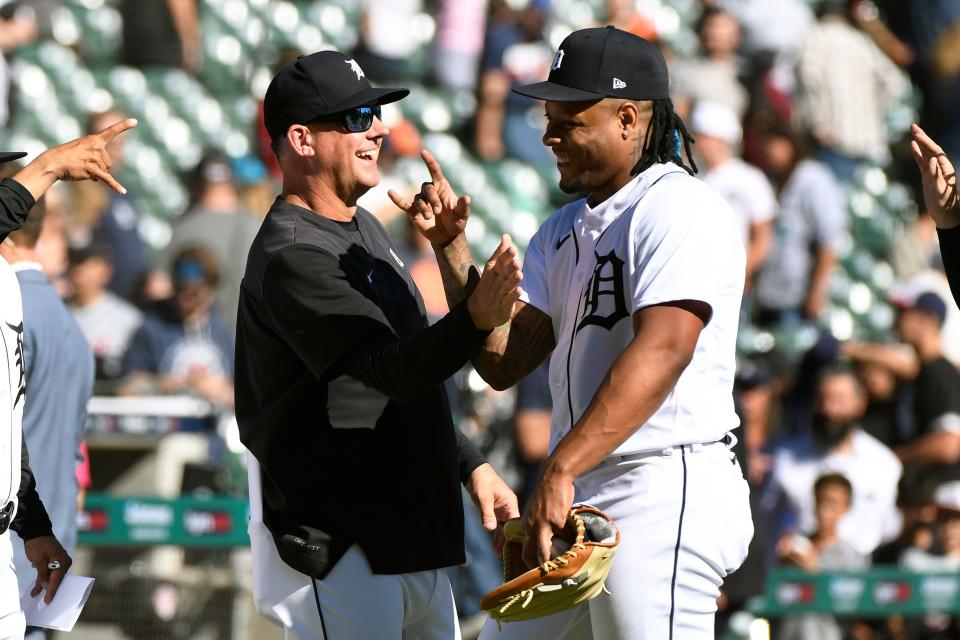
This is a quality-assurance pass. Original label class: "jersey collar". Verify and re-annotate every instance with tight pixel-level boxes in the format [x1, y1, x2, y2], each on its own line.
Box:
[580, 162, 685, 238]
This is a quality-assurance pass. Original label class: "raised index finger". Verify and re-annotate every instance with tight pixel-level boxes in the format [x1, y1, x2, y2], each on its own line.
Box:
[421, 149, 448, 185]
[97, 118, 138, 143]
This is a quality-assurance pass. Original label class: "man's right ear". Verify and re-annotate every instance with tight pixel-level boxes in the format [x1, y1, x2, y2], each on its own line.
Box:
[286, 125, 316, 158]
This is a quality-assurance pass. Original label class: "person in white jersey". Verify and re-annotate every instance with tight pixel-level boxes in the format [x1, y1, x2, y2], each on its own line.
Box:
[0, 117, 137, 639]
[391, 26, 753, 639]
[690, 100, 776, 290]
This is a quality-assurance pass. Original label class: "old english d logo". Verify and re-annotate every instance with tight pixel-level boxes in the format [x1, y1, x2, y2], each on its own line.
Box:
[577, 251, 628, 332]
[551, 49, 565, 71]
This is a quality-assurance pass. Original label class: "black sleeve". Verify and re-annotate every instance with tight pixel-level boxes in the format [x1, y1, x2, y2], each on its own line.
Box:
[0, 178, 37, 243]
[10, 434, 53, 541]
[263, 245, 492, 403]
[915, 362, 960, 435]
[456, 429, 486, 483]
[938, 225, 960, 309]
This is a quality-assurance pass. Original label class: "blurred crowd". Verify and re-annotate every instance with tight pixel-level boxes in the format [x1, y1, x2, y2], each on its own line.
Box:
[3, 0, 960, 638]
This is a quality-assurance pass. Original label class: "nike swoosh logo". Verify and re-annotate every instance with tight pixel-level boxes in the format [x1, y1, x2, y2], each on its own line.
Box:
[367, 271, 374, 283]
[556, 233, 572, 250]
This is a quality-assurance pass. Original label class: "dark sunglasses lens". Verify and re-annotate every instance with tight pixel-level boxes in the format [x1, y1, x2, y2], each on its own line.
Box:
[343, 106, 381, 132]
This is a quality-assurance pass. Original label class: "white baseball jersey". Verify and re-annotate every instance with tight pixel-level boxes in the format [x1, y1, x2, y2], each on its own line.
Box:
[521, 162, 745, 456]
[0, 255, 23, 513]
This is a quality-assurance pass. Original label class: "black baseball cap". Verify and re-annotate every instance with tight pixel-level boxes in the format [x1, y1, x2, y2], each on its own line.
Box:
[514, 26, 669, 102]
[0, 152, 25, 164]
[263, 51, 409, 140]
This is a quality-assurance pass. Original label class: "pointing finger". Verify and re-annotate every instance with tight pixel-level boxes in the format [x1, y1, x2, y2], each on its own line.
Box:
[97, 118, 137, 143]
[421, 149, 447, 185]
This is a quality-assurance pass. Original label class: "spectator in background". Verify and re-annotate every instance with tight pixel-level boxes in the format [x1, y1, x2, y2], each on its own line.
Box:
[160, 151, 261, 329]
[909, 2, 960, 165]
[753, 125, 846, 326]
[851, 0, 914, 69]
[0, 6, 37, 131]
[119, 0, 200, 72]
[433, 0, 488, 91]
[85, 110, 150, 303]
[0, 182, 94, 638]
[899, 481, 960, 638]
[901, 481, 960, 572]
[474, 0, 553, 172]
[671, 7, 749, 120]
[711, 0, 815, 96]
[892, 291, 960, 502]
[67, 244, 143, 386]
[355, 0, 423, 81]
[603, 0, 657, 40]
[690, 101, 776, 290]
[119, 246, 234, 412]
[776, 473, 869, 640]
[764, 366, 902, 556]
[853, 359, 913, 447]
[794, 0, 909, 181]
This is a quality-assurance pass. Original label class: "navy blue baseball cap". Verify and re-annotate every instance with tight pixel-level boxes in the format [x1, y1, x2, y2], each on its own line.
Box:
[904, 291, 948, 326]
[513, 26, 670, 102]
[263, 51, 409, 140]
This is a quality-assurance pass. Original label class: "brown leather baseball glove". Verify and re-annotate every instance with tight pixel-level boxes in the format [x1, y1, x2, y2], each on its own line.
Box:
[480, 505, 620, 623]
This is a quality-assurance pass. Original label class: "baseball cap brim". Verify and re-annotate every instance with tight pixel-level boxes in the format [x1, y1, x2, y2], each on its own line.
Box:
[0, 151, 26, 164]
[323, 87, 410, 116]
[512, 81, 605, 102]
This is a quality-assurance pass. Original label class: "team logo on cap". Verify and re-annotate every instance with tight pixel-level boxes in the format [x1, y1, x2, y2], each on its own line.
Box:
[345, 59, 365, 80]
[551, 49, 565, 71]
[613, 78, 626, 90]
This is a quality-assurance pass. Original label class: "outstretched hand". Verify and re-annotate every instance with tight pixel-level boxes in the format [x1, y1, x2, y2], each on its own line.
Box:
[388, 149, 471, 247]
[911, 123, 959, 228]
[467, 234, 523, 330]
[15, 118, 138, 201]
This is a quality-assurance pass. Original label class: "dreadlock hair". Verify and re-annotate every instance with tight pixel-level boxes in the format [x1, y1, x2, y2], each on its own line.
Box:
[634, 98, 697, 177]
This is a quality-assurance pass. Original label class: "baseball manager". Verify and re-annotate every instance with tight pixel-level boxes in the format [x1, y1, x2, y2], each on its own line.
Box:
[235, 51, 522, 639]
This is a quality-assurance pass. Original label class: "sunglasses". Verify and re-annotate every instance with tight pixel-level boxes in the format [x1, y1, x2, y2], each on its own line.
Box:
[313, 105, 382, 133]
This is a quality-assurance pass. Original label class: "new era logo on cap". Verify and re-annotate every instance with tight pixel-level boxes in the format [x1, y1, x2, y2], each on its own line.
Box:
[613, 78, 626, 89]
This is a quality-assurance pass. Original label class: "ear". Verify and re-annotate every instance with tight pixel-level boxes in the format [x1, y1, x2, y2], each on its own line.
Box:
[617, 100, 651, 139]
[286, 124, 317, 158]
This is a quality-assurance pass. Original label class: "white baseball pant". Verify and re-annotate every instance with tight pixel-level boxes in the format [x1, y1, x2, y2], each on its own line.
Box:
[479, 435, 753, 639]
[0, 531, 25, 640]
[247, 454, 461, 640]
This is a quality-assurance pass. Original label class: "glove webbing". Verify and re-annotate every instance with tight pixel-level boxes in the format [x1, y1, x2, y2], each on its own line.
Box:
[497, 511, 589, 617]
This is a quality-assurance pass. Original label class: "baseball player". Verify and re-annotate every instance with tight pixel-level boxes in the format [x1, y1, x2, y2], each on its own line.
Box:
[235, 51, 521, 639]
[394, 27, 753, 638]
[0, 118, 136, 638]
